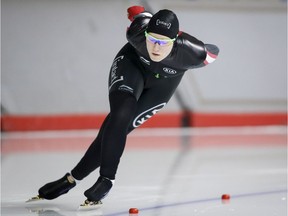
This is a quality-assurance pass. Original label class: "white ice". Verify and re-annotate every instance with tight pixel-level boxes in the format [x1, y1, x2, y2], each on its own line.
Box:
[1, 126, 287, 216]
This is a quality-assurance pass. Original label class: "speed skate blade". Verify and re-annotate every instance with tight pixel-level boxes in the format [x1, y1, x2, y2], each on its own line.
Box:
[78, 200, 102, 211]
[26, 195, 44, 203]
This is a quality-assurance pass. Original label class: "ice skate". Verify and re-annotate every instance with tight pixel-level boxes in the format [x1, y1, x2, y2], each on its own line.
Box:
[78, 176, 113, 211]
[26, 195, 45, 203]
[27, 173, 76, 202]
[78, 199, 103, 211]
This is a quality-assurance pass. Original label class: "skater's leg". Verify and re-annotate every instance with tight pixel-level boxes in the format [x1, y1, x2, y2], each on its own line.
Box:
[84, 90, 137, 201]
[37, 115, 110, 200]
[71, 115, 110, 180]
[71, 57, 141, 178]
[82, 45, 142, 201]
[99, 91, 137, 179]
[83, 75, 183, 202]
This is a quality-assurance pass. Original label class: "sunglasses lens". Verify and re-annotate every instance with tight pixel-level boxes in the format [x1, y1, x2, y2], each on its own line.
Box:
[158, 40, 169, 45]
[147, 34, 170, 45]
[147, 35, 157, 43]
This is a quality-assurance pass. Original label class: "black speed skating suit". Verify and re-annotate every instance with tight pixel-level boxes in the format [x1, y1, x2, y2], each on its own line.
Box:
[71, 12, 219, 181]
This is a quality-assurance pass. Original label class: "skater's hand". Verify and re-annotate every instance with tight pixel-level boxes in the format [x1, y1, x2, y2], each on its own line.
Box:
[127, 6, 145, 22]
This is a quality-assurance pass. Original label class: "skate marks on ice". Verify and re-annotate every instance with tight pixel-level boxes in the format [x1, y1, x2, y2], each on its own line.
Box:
[2, 189, 287, 216]
[23, 190, 288, 216]
[2, 200, 64, 216]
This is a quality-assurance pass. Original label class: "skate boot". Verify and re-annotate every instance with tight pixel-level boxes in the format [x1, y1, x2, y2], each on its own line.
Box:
[84, 176, 113, 202]
[38, 173, 76, 200]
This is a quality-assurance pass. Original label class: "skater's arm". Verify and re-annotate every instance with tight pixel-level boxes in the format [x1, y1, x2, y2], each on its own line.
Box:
[191, 44, 220, 69]
[126, 6, 153, 46]
[175, 32, 219, 69]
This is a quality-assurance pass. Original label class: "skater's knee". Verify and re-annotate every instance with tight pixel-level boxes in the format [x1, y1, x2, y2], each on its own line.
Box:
[109, 91, 137, 125]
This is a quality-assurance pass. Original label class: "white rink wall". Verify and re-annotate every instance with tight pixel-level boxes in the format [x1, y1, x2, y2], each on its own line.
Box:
[1, 0, 287, 115]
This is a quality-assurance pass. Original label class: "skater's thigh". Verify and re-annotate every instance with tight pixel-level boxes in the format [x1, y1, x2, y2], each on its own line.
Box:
[128, 75, 183, 131]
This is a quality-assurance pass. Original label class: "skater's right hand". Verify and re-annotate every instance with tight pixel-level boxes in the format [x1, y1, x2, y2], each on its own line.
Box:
[127, 6, 145, 22]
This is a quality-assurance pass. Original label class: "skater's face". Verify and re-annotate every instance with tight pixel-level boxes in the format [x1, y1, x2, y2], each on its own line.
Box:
[145, 32, 175, 62]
